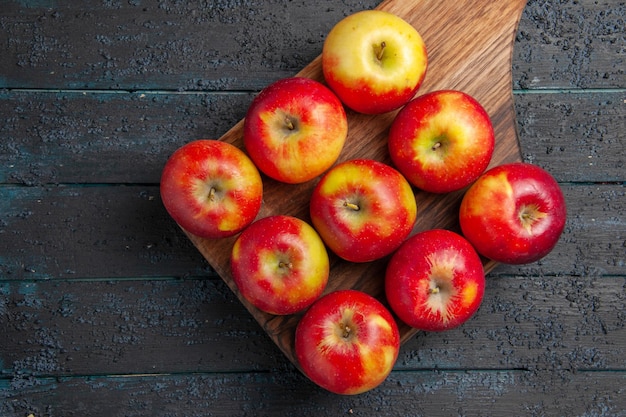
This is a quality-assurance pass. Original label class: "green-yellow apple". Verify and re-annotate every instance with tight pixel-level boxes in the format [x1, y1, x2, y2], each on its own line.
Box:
[243, 77, 348, 184]
[160, 139, 263, 239]
[322, 10, 428, 114]
[230, 215, 330, 315]
[385, 229, 485, 332]
[295, 289, 400, 395]
[309, 159, 417, 263]
[388, 90, 495, 194]
[459, 162, 567, 264]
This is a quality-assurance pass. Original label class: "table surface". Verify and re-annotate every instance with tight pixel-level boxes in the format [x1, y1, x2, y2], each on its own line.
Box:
[1, 1, 624, 416]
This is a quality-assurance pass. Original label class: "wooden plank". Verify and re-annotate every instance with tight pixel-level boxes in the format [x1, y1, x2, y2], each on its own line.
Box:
[0, 0, 623, 413]
[0, 278, 284, 376]
[0, 90, 253, 185]
[1, 184, 623, 280]
[0, 0, 381, 90]
[2, 370, 624, 417]
[2, 274, 623, 376]
[1, 90, 624, 185]
[515, 91, 626, 182]
[513, 0, 626, 89]
[1, 1, 623, 91]
[0, 185, 208, 280]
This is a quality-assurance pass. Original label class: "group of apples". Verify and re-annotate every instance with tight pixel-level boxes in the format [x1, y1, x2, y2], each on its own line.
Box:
[160, 10, 567, 395]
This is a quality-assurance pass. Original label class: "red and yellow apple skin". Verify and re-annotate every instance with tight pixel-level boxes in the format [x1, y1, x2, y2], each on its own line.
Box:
[294, 289, 400, 395]
[322, 10, 428, 114]
[385, 229, 485, 332]
[309, 159, 418, 263]
[243, 77, 348, 184]
[230, 215, 330, 315]
[388, 90, 495, 194]
[160, 140, 263, 239]
[459, 162, 567, 265]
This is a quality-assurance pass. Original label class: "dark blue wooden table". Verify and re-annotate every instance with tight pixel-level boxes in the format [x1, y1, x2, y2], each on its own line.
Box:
[1, 1, 625, 416]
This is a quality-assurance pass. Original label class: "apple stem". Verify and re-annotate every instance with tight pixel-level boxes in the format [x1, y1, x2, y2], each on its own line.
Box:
[342, 325, 352, 339]
[432, 142, 442, 151]
[430, 287, 440, 295]
[279, 261, 293, 270]
[376, 41, 387, 61]
[343, 201, 360, 211]
[208, 187, 216, 202]
[285, 117, 295, 130]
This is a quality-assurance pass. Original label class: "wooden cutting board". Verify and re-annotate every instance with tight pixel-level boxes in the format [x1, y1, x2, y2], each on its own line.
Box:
[184, 0, 528, 370]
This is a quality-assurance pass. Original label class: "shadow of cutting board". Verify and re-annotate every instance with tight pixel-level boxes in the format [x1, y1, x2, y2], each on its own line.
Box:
[184, 0, 528, 370]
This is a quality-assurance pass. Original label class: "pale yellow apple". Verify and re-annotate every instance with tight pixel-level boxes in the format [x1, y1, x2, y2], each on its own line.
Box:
[322, 10, 428, 114]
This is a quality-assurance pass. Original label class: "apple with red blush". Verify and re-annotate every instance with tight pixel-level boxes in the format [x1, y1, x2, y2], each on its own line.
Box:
[385, 229, 485, 332]
[244, 77, 348, 184]
[230, 215, 329, 315]
[388, 90, 495, 194]
[309, 159, 417, 263]
[295, 289, 400, 395]
[459, 162, 567, 264]
[160, 139, 263, 239]
[322, 10, 428, 114]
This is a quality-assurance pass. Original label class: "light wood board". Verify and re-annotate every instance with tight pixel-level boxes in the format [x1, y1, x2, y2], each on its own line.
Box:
[184, 0, 528, 369]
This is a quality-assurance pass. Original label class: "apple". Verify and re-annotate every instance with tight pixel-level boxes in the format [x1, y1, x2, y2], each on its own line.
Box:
[160, 139, 263, 239]
[459, 162, 567, 264]
[295, 289, 400, 395]
[388, 90, 495, 193]
[322, 10, 428, 114]
[309, 159, 417, 263]
[230, 215, 330, 315]
[243, 77, 348, 184]
[385, 229, 485, 332]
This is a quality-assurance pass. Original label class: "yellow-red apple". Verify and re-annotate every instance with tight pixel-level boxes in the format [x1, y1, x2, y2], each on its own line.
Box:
[322, 10, 428, 114]
[230, 215, 329, 315]
[385, 229, 485, 332]
[160, 139, 262, 239]
[243, 77, 348, 184]
[309, 159, 417, 263]
[295, 289, 400, 395]
[388, 90, 495, 193]
[459, 162, 567, 264]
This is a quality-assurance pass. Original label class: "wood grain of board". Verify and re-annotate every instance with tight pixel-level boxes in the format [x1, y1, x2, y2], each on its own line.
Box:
[183, 0, 528, 369]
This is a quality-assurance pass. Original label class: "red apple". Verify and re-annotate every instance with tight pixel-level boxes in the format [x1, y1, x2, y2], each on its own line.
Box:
[385, 229, 485, 332]
[388, 90, 495, 193]
[322, 10, 428, 114]
[160, 139, 263, 239]
[230, 215, 330, 315]
[243, 77, 348, 184]
[459, 162, 567, 264]
[309, 159, 417, 263]
[295, 289, 400, 395]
